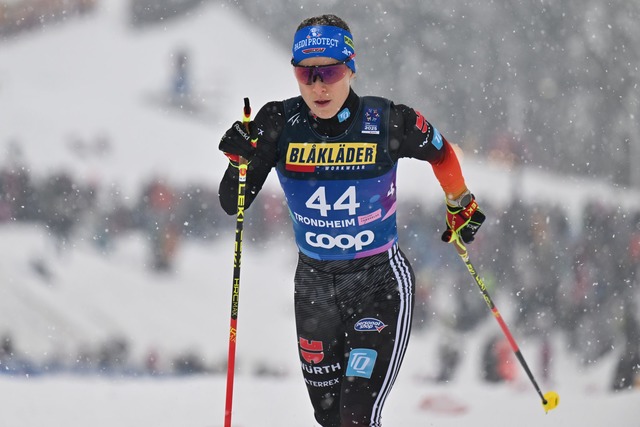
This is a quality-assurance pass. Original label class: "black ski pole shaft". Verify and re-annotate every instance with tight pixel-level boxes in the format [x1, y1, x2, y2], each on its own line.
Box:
[224, 97, 252, 427]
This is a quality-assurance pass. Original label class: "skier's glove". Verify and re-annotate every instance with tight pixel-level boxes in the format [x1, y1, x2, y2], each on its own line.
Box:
[441, 192, 485, 244]
[219, 121, 258, 163]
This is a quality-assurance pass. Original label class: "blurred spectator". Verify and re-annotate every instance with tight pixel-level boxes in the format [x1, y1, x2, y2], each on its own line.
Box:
[172, 350, 208, 375]
[97, 336, 131, 375]
[433, 332, 461, 383]
[171, 47, 190, 104]
[612, 299, 640, 391]
[145, 347, 161, 375]
[39, 173, 80, 253]
[481, 334, 517, 383]
[0, 142, 37, 222]
[0, 166, 34, 221]
[140, 177, 180, 272]
[0, 333, 38, 376]
[488, 131, 527, 167]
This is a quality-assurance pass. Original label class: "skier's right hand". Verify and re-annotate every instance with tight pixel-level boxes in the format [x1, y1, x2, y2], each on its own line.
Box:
[219, 121, 258, 163]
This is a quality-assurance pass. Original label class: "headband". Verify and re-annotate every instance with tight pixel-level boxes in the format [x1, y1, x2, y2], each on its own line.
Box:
[292, 25, 356, 73]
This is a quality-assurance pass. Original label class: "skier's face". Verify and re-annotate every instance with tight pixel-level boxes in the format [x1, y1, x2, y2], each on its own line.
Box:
[294, 56, 354, 119]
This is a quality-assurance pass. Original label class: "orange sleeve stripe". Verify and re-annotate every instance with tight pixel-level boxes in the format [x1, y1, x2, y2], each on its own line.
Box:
[431, 139, 467, 198]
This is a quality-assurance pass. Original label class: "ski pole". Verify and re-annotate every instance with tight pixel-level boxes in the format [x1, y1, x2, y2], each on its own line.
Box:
[224, 98, 254, 427]
[450, 233, 559, 413]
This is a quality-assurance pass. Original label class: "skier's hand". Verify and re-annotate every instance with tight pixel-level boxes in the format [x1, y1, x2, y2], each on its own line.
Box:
[219, 121, 258, 163]
[441, 192, 485, 244]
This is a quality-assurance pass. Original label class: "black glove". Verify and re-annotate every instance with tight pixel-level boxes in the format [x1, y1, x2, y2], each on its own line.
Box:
[441, 193, 485, 244]
[219, 121, 258, 163]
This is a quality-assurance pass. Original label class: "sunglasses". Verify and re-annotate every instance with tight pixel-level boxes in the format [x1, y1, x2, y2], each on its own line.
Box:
[292, 60, 350, 85]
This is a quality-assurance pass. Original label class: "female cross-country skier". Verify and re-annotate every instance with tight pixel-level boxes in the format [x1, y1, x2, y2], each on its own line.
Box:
[218, 14, 485, 427]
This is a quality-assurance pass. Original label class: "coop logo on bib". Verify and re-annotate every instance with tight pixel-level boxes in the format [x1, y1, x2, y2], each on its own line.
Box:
[305, 230, 374, 252]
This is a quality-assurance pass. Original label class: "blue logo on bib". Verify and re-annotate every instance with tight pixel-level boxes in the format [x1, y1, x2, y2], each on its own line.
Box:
[346, 348, 377, 378]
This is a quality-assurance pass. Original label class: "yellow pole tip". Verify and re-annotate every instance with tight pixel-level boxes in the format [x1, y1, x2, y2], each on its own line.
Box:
[542, 391, 560, 413]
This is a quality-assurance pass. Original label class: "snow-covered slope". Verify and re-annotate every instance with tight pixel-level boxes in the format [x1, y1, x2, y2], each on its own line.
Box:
[0, 0, 298, 196]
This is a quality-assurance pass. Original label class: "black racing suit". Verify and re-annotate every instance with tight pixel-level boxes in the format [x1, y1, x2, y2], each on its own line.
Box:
[219, 89, 449, 426]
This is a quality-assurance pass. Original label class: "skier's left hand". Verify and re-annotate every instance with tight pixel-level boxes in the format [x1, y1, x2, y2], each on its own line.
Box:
[441, 192, 485, 244]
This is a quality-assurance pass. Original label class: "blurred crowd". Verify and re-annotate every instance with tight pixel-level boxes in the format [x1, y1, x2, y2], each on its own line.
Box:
[0, 151, 237, 271]
[398, 194, 640, 391]
[1, 158, 638, 390]
[0, 332, 229, 377]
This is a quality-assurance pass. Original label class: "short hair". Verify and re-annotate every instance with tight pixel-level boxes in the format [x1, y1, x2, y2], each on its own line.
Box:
[296, 14, 351, 32]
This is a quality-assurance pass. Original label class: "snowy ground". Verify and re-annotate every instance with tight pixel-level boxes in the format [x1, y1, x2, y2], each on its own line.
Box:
[1, 371, 638, 427]
[1, 1, 639, 426]
[1, 224, 639, 427]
